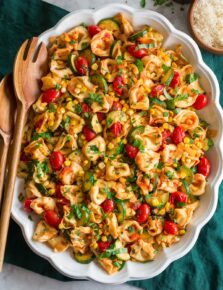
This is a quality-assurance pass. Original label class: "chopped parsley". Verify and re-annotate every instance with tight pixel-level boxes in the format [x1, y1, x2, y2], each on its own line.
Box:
[103, 186, 113, 199]
[85, 93, 102, 105]
[55, 83, 61, 90]
[162, 64, 170, 72]
[165, 170, 174, 180]
[106, 117, 113, 128]
[163, 112, 169, 117]
[75, 103, 82, 114]
[49, 103, 56, 112]
[132, 139, 145, 152]
[135, 59, 144, 73]
[89, 145, 99, 153]
[31, 132, 52, 141]
[185, 73, 199, 84]
[35, 183, 48, 195]
[116, 55, 123, 65]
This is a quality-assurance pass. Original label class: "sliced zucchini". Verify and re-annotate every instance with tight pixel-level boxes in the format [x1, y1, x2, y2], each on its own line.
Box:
[128, 126, 145, 143]
[179, 166, 194, 184]
[74, 251, 94, 264]
[77, 134, 84, 148]
[90, 74, 108, 93]
[83, 171, 95, 192]
[181, 179, 190, 195]
[161, 69, 174, 87]
[68, 53, 78, 75]
[110, 40, 122, 59]
[98, 18, 121, 33]
[166, 99, 175, 110]
[145, 192, 169, 208]
[89, 114, 102, 133]
[149, 174, 159, 194]
[128, 28, 148, 41]
[80, 49, 96, 65]
[114, 240, 130, 261]
[114, 260, 126, 271]
[117, 201, 126, 223]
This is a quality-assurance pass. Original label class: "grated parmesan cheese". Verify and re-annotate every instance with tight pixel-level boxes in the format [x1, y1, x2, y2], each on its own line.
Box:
[193, 0, 223, 48]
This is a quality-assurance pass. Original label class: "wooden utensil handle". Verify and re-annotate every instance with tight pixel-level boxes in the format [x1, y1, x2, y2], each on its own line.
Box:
[0, 137, 10, 205]
[0, 102, 26, 272]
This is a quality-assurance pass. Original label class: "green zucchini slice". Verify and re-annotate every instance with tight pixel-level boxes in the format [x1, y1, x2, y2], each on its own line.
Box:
[114, 240, 130, 261]
[128, 126, 145, 144]
[74, 251, 94, 264]
[80, 49, 96, 65]
[98, 18, 120, 33]
[179, 166, 194, 184]
[90, 74, 108, 93]
[128, 28, 148, 41]
[145, 192, 169, 208]
[117, 201, 126, 223]
[161, 69, 174, 86]
[68, 53, 78, 75]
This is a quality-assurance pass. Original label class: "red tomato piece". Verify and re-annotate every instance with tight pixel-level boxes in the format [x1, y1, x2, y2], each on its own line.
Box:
[50, 151, 65, 171]
[113, 76, 125, 96]
[130, 201, 141, 211]
[75, 56, 89, 75]
[136, 203, 150, 223]
[88, 25, 101, 37]
[42, 88, 61, 103]
[55, 184, 63, 198]
[111, 101, 123, 111]
[172, 126, 185, 144]
[98, 241, 111, 252]
[169, 71, 180, 88]
[34, 118, 44, 129]
[127, 44, 148, 59]
[164, 220, 178, 235]
[43, 210, 61, 228]
[170, 191, 188, 205]
[125, 144, 139, 159]
[24, 198, 33, 212]
[83, 125, 96, 141]
[150, 84, 165, 97]
[110, 122, 122, 136]
[101, 199, 114, 213]
[97, 112, 106, 122]
[197, 156, 211, 178]
[193, 94, 208, 110]
[160, 129, 172, 150]
[81, 103, 92, 114]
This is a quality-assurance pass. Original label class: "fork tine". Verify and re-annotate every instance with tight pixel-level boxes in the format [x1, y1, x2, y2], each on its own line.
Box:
[32, 42, 47, 63]
[15, 39, 30, 61]
[25, 37, 39, 62]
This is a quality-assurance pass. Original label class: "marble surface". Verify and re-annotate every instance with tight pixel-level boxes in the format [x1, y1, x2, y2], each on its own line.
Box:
[0, 0, 190, 289]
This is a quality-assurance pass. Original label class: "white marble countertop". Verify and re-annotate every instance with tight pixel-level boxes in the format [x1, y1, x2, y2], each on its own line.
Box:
[0, 0, 190, 289]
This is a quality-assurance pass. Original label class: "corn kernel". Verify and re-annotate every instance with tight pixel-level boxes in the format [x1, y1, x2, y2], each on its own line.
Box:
[123, 139, 127, 144]
[152, 199, 160, 207]
[49, 189, 55, 194]
[173, 56, 178, 61]
[180, 172, 186, 179]
[184, 137, 190, 144]
[122, 107, 127, 112]
[82, 87, 87, 92]
[150, 109, 155, 115]
[196, 142, 202, 148]
[114, 97, 119, 102]
[60, 108, 65, 114]
[58, 223, 63, 230]
[77, 84, 82, 89]
[104, 157, 108, 163]
[163, 123, 169, 130]
[64, 160, 71, 167]
[66, 97, 72, 102]
[101, 236, 107, 242]
[91, 63, 98, 70]
[173, 162, 178, 168]
[48, 121, 54, 127]
[120, 100, 125, 105]
[128, 110, 134, 115]
[146, 87, 151, 93]
[169, 117, 173, 122]
[119, 177, 126, 184]
[73, 100, 78, 105]
[181, 156, 186, 163]
[79, 170, 84, 176]
[158, 208, 165, 215]
[83, 160, 88, 165]
[116, 137, 121, 142]
[108, 143, 114, 150]
[81, 134, 85, 140]
[179, 230, 186, 235]
[91, 242, 98, 249]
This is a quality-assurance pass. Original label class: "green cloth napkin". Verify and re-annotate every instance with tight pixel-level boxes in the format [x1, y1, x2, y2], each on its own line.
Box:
[1, 0, 223, 289]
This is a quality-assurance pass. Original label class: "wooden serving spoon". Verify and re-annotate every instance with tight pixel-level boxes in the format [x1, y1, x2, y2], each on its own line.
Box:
[0, 37, 48, 271]
[0, 75, 16, 204]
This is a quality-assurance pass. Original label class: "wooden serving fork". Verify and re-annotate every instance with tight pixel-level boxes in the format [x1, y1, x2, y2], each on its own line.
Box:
[0, 37, 48, 271]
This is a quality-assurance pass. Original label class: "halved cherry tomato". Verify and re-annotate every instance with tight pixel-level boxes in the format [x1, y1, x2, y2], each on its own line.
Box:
[83, 125, 96, 141]
[170, 191, 188, 205]
[101, 199, 114, 213]
[193, 94, 208, 110]
[81, 103, 92, 114]
[127, 44, 148, 59]
[160, 129, 172, 150]
[125, 144, 139, 159]
[24, 198, 33, 212]
[88, 25, 101, 37]
[130, 201, 141, 211]
[20, 151, 29, 162]
[136, 203, 150, 223]
[164, 220, 178, 235]
[151, 84, 165, 97]
[169, 71, 180, 88]
[43, 210, 61, 228]
[34, 118, 44, 129]
[111, 101, 123, 111]
[197, 156, 211, 177]
[113, 76, 125, 96]
[42, 88, 61, 103]
[98, 240, 111, 252]
[97, 112, 106, 122]
[172, 126, 185, 144]
[50, 151, 65, 171]
[56, 183, 63, 198]
[110, 122, 122, 136]
[75, 56, 89, 75]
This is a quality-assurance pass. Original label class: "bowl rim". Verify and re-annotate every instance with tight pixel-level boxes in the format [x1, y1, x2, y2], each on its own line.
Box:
[11, 3, 223, 284]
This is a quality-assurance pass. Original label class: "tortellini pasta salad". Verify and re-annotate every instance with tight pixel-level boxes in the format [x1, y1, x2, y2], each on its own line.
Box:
[18, 14, 213, 275]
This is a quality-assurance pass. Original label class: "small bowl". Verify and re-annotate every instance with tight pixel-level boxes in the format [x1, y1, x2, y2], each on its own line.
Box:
[188, 0, 223, 55]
